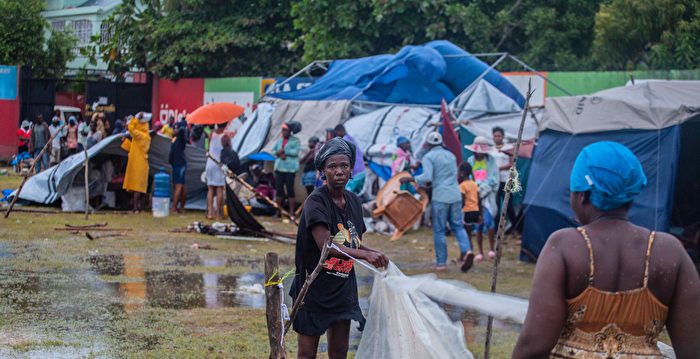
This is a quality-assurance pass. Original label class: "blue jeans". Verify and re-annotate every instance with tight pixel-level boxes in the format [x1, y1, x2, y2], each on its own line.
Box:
[35, 150, 49, 173]
[431, 201, 472, 266]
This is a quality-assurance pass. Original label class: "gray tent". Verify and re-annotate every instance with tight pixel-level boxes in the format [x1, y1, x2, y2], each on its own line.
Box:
[15, 132, 208, 210]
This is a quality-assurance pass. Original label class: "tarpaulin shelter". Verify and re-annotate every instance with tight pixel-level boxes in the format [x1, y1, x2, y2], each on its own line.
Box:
[227, 41, 548, 163]
[13, 133, 209, 210]
[521, 81, 700, 261]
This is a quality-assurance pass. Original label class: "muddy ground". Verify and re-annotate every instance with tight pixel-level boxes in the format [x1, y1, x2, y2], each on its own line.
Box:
[0, 169, 533, 358]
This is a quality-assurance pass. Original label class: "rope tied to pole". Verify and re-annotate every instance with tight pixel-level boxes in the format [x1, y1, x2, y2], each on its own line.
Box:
[505, 166, 522, 194]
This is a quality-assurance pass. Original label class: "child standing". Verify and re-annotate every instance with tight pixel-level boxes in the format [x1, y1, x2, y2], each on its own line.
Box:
[457, 162, 479, 272]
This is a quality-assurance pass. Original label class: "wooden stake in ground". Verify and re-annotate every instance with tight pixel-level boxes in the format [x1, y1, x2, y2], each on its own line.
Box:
[206, 152, 299, 225]
[282, 235, 333, 336]
[83, 148, 89, 220]
[484, 79, 533, 359]
[265, 252, 286, 359]
[4, 122, 67, 218]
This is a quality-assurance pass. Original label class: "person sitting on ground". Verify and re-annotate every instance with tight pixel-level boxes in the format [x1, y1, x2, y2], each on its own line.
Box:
[401, 132, 475, 272]
[272, 121, 301, 217]
[513, 141, 700, 359]
[465, 136, 499, 262]
[300, 136, 320, 195]
[121, 113, 152, 213]
[291, 137, 389, 359]
[458, 162, 481, 238]
[16, 119, 31, 154]
[48, 116, 65, 166]
[29, 114, 51, 173]
[169, 120, 189, 213]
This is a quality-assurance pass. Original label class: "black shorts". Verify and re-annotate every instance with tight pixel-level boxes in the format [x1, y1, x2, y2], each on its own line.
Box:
[18, 145, 28, 154]
[463, 211, 480, 224]
[292, 308, 365, 336]
[274, 171, 295, 198]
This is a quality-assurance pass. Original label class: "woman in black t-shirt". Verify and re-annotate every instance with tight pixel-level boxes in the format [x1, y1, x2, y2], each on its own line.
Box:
[290, 137, 389, 359]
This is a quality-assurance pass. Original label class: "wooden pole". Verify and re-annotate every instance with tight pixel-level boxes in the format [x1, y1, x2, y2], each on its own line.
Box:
[206, 152, 299, 225]
[265, 252, 286, 359]
[4, 122, 67, 218]
[282, 235, 333, 336]
[83, 147, 89, 220]
[484, 79, 533, 359]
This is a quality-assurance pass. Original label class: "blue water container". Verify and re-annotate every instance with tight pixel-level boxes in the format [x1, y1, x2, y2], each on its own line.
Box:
[152, 167, 170, 217]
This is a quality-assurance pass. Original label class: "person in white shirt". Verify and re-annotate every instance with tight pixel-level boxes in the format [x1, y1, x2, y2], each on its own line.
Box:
[491, 126, 519, 238]
[48, 116, 65, 166]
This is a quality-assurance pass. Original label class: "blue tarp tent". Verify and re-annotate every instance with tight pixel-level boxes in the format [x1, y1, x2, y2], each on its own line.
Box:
[269, 41, 524, 107]
[521, 81, 700, 261]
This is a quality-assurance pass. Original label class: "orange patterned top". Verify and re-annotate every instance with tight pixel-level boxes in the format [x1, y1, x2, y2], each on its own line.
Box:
[551, 228, 668, 358]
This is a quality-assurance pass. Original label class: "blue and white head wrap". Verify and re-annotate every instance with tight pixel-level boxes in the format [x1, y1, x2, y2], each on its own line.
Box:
[570, 141, 647, 211]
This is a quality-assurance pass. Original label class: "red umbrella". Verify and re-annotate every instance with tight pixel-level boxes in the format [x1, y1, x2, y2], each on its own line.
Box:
[186, 102, 245, 125]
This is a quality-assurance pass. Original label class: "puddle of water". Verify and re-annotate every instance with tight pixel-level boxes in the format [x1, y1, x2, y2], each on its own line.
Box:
[88, 253, 266, 310]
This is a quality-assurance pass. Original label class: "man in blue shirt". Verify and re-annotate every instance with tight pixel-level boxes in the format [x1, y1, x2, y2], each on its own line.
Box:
[401, 132, 474, 272]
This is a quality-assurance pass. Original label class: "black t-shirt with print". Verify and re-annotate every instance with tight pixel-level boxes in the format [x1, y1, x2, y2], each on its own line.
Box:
[290, 185, 366, 313]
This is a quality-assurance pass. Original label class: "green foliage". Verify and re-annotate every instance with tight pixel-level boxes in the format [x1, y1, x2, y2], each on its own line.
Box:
[90, 0, 698, 78]
[291, 0, 601, 71]
[94, 0, 301, 80]
[0, 0, 76, 76]
[593, 0, 700, 70]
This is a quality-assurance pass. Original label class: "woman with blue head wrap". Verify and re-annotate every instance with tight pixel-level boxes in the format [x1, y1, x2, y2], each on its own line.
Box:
[291, 136, 388, 358]
[514, 141, 700, 358]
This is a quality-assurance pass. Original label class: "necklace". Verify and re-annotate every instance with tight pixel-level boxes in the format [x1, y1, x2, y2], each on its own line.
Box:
[588, 215, 629, 225]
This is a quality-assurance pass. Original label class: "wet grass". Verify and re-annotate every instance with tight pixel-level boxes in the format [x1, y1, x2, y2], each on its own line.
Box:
[0, 170, 535, 358]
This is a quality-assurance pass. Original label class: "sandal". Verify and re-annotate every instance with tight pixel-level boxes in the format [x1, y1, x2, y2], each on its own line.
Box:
[474, 253, 484, 262]
[430, 264, 447, 271]
[461, 252, 475, 273]
[488, 250, 496, 259]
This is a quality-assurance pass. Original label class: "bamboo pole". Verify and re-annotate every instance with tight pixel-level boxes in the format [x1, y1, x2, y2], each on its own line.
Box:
[4, 122, 67, 218]
[282, 235, 333, 336]
[206, 152, 299, 225]
[484, 79, 533, 359]
[265, 252, 286, 359]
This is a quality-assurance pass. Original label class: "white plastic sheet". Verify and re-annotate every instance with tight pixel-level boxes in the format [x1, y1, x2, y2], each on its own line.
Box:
[356, 263, 473, 359]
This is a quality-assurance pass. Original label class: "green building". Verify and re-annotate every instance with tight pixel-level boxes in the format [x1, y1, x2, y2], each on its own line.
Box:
[41, 0, 122, 70]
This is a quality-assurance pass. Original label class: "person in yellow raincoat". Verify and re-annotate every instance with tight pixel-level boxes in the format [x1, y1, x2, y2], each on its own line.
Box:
[121, 113, 151, 213]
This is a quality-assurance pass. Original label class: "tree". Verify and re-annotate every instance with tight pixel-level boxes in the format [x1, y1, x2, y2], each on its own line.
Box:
[0, 0, 76, 76]
[290, 0, 602, 71]
[593, 0, 700, 70]
[94, 0, 301, 80]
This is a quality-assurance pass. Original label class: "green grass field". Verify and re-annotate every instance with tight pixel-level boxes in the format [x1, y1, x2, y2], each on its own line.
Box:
[0, 168, 533, 358]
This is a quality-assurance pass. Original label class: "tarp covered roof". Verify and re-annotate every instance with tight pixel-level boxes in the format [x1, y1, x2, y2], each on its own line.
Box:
[540, 81, 700, 134]
[269, 41, 525, 107]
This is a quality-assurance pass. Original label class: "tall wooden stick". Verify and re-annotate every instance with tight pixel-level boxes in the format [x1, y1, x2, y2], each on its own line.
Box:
[265, 252, 286, 359]
[484, 79, 533, 359]
[206, 152, 299, 225]
[282, 235, 333, 336]
[4, 122, 67, 218]
[83, 147, 89, 220]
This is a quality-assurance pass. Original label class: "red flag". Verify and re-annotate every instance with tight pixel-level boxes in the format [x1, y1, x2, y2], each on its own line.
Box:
[440, 99, 463, 165]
